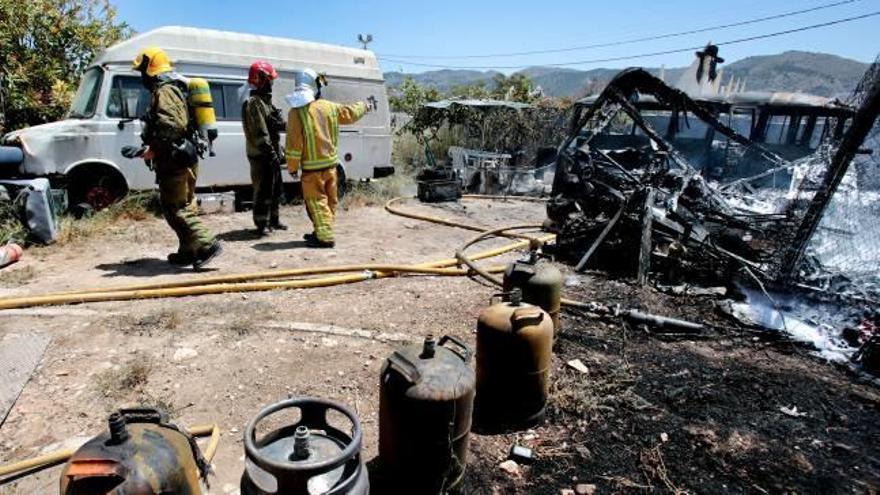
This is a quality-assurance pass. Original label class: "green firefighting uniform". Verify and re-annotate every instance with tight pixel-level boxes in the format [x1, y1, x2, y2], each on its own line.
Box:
[242, 91, 284, 228]
[144, 81, 216, 257]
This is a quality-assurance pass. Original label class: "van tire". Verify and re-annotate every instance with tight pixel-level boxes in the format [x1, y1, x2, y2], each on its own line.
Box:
[68, 165, 128, 211]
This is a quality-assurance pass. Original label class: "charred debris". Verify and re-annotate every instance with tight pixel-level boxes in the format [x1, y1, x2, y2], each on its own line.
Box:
[540, 59, 880, 369]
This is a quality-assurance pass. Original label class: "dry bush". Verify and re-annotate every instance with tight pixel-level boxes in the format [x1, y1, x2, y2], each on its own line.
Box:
[341, 173, 416, 210]
[96, 354, 154, 400]
[56, 192, 161, 245]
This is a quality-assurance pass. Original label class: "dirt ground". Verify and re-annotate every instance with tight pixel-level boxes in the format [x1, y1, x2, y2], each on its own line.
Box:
[1, 197, 878, 494]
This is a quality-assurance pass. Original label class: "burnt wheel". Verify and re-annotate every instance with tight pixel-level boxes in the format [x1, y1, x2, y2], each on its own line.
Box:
[68, 166, 128, 211]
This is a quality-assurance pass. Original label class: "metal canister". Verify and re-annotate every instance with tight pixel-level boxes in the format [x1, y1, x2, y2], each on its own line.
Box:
[474, 290, 554, 432]
[0, 243, 22, 269]
[503, 257, 563, 332]
[60, 408, 207, 494]
[241, 397, 369, 495]
[379, 335, 475, 494]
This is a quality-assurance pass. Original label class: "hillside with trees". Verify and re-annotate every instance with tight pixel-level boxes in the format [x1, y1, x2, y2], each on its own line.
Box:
[385, 50, 869, 100]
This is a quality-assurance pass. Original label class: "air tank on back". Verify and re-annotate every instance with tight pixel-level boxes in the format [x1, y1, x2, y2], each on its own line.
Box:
[503, 255, 563, 333]
[186, 77, 218, 153]
[379, 335, 475, 494]
[474, 290, 554, 432]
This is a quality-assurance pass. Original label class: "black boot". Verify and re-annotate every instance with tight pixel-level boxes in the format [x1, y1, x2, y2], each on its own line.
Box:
[271, 221, 288, 231]
[167, 252, 194, 266]
[256, 224, 270, 237]
[303, 232, 316, 242]
[305, 236, 335, 249]
[193, 241, 223, 269]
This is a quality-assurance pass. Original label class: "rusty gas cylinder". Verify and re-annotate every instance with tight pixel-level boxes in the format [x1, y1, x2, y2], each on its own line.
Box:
[379, 335, 475, 494]
[474, 290, 554, 432]
[60, 408, 208, 495]
[503, 257, 563, 333]
[241, 396, 369, 495]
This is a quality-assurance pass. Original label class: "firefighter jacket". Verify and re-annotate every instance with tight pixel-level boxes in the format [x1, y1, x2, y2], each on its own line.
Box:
[143, 81, 189, 161]
[285, 100, 367, 173]
[242, 92, 284, 162]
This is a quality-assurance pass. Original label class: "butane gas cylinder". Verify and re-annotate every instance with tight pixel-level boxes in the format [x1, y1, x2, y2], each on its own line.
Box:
[60, 408, 207, 494]
[241, 396, 369, 495]
[379, 335, 475, 494]
[474, 290, 554, 432]
[503, 255, 563, 333]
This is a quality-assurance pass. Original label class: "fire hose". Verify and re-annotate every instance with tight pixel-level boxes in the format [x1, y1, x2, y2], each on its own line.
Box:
[0, 423, 220, 482]
[452, 223, 705, 332]
[0, 196, 552, 310]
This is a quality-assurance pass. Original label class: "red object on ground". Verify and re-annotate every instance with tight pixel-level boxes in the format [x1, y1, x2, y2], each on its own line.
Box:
[0, 243, 22, 269]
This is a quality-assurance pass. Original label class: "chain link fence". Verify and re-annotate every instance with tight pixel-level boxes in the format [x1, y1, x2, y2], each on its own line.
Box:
[777, 56, 880, 299]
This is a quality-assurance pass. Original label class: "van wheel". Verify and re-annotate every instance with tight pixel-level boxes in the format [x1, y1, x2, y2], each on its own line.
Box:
[68, 166, 128, 211]
[336, 165, 349, 199]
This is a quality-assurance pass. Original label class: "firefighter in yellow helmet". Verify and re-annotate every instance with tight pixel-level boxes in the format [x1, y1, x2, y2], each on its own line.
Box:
[128, 47, 222, 268]
[285, 69, 369, 248]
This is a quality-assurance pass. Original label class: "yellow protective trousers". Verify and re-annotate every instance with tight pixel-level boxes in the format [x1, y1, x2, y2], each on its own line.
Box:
[301, 168, 338, 242]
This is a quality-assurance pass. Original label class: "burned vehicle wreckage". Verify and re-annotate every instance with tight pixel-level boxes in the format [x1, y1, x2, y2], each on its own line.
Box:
[546, 67, 869, 283]
[542, 64, 880, 366]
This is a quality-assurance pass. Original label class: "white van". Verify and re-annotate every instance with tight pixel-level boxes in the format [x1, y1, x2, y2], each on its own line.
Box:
[0, 26, 393, 208]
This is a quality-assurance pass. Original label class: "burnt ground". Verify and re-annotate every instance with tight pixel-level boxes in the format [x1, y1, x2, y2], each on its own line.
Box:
[466, 276, 880, 494]
[0, 197, 878, 494]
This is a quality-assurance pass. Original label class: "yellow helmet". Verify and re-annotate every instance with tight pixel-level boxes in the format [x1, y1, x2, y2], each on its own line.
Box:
[132, 47, 173, 77]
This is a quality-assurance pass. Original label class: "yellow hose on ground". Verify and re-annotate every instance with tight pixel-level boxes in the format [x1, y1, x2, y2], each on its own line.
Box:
[35, 196, 546, 298]
[384, 196, 538, 240]
[455, 224, 546, 286]
[0, 424, 220, 481]
[0, 196, 553, 310]
[0, 265, 509, 311]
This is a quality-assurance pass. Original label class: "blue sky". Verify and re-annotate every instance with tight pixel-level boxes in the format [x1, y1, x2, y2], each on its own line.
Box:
[113, 0, 879, 73]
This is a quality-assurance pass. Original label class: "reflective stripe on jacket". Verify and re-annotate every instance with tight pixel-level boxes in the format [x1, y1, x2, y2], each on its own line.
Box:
[285, 100, 366, 173]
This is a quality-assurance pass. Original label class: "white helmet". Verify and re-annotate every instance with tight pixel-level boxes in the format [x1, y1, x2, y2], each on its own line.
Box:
[286, 68, 320, 108]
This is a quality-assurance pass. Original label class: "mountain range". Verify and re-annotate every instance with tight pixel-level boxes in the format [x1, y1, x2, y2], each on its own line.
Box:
[384, 51, 870, 99]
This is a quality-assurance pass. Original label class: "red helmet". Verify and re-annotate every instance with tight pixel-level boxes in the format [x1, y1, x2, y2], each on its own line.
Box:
[248, 61, 278, 86]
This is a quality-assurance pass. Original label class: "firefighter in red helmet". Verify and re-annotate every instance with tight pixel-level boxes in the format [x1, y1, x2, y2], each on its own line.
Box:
[242, 60, 287, 235]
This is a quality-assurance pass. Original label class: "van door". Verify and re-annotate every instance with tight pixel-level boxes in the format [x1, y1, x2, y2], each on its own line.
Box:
[195, 81, 251, 188]
[105, 74, 154, 190]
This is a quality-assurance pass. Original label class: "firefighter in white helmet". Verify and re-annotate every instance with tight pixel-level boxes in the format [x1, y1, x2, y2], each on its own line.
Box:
[285, 69, 370, 248]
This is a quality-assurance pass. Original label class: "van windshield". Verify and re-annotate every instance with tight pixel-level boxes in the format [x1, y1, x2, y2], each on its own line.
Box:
[69, 67, 104, 118]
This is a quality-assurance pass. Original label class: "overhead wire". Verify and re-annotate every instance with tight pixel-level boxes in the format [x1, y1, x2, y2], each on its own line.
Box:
[379, 10, 880, 70]
[378, 0, 860, 59]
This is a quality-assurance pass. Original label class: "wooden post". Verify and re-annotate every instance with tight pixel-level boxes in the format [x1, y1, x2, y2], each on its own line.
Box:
[637, 187, 655, 285]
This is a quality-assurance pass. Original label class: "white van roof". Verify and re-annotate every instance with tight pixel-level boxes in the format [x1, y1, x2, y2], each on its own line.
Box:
[93, 26, 383, 81]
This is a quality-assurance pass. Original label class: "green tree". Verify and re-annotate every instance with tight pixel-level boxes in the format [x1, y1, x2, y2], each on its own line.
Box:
[0, 0, 131, 132]
[492, 73, 538, 103]
[448, 81, 491, 100]
[388, 77, 441, 115]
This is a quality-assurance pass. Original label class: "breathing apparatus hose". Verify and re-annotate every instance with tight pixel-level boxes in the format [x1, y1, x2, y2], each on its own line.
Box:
[0, 423, 220, 483]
